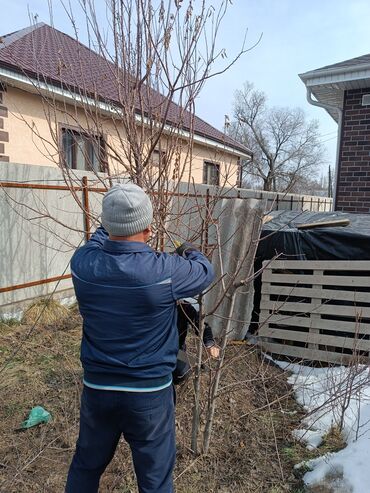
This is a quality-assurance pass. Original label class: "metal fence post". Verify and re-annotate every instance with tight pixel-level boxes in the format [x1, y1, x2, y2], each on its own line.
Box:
[204, 188, 210, 254]
[82, 176, 91, 243]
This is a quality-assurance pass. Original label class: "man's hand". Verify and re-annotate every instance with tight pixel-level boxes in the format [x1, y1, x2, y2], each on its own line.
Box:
[175, 242, 198, 257]
[206, 345, 220, 359]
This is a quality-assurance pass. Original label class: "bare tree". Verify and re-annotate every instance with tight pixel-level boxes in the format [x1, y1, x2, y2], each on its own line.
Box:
[1, 0, 268, 457]
[7, 0, 259, 251]
[291, 170, 329, 196]
[230, 82, 326, 193]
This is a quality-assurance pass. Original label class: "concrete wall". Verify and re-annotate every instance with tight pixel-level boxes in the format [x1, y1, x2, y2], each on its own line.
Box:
[3, 85, 240, 186]
[0, 163, 91, 317]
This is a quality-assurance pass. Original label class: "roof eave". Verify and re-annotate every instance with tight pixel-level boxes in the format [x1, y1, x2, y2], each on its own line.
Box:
[299, 64, 370, 123]
[299, 65, 370, 90]
[300, 61, 370, 82]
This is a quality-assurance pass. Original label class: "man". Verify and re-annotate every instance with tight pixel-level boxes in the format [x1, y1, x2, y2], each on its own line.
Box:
[66, 183, 214, 493]
[173, 300, 220, 385]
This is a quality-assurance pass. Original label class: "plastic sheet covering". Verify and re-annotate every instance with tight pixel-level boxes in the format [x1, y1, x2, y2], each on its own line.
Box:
[260, 210, 370, 261]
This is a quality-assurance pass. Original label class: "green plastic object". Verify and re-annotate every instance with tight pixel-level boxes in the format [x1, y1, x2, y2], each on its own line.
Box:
[21, 406, 51, 429]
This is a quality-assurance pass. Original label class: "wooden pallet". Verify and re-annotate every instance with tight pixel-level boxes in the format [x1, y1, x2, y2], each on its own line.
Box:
[258, 260, 370, 365]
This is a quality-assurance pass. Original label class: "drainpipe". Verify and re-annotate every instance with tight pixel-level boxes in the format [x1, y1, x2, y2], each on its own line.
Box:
[306, 88, 343, 210]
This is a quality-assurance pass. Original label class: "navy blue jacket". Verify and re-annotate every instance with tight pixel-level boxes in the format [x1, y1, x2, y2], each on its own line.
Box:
[71, 227, 214, 389]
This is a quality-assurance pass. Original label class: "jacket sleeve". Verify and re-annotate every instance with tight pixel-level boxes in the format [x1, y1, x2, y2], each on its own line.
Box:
[84, 226, 109, 249]
[203, 323, 215, 348]
[178, 301, 215, 347]
[71, 226, 108, 273]
[171, 250, 214, 300]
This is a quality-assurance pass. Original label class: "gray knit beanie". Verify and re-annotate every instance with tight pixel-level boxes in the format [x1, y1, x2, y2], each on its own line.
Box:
[101, 183, 153, 237]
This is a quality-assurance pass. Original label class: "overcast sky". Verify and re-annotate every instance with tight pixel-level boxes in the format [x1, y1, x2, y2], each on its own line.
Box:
[1, 0, 370, 173]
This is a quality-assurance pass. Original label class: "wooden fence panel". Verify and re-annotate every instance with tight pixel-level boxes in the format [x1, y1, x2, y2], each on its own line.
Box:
[258, 260, 370, 365]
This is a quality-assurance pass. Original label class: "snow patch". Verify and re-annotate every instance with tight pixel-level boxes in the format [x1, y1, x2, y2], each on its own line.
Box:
[273, 357, 370, 493]
[292, 428, 323, 450]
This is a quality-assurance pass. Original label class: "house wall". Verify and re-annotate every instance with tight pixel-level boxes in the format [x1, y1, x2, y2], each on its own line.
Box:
[336, 88, 370, 212]
[3, 85, 240, 186]
[0, 83, 9, 162]
[3, 86, 58, 166]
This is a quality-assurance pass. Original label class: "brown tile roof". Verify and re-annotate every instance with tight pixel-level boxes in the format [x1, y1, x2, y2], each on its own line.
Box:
[0, 23, 250, 155]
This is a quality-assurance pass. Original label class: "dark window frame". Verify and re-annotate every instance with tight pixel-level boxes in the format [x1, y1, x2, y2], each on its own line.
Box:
[60, 125, 107, 173]
[151, 148, 166, 168]
[203, 161, 220, 186]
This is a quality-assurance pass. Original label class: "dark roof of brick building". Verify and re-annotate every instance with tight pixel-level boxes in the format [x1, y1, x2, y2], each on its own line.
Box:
[0, 23, 249, 155]
[308, 53, 370, 73]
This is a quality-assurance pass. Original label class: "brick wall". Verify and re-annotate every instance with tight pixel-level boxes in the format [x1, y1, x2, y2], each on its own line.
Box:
[336, 88, 370, 212]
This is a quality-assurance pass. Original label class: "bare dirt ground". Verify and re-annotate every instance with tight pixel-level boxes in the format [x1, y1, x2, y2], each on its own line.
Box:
[0, 306, 342, 493]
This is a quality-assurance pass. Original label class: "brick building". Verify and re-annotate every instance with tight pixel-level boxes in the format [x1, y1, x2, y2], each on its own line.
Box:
[300, 55, 370, 213]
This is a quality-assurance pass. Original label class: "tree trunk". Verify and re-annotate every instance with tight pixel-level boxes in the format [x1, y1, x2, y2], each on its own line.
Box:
[203, 290, 237, 454]
[191, 297, 205, 454]
[263, 176, 272, 191]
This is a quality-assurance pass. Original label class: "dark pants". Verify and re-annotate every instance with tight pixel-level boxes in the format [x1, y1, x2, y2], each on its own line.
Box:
[65, 384, 175, 493]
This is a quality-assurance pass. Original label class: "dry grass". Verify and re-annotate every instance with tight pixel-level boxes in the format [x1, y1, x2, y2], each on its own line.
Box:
[0, 306, 339, 493]
[21, 299, 70, 326]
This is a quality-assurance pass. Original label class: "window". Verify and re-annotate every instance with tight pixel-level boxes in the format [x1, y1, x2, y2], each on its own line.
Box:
[151, 149, 166, 168]
[203, 161, 220, 186]
[61, 127, 105, 172]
